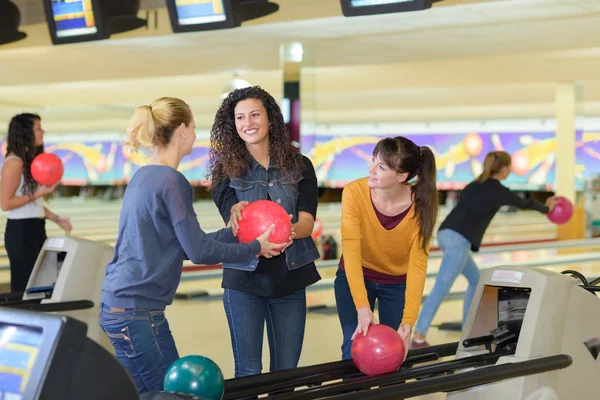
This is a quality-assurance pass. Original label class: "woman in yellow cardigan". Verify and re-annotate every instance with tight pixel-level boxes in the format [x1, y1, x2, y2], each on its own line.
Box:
[334, 136, 438, 360]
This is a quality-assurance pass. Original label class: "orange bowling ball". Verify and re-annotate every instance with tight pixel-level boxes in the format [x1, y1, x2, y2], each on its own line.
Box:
[463, 133, 483, 157]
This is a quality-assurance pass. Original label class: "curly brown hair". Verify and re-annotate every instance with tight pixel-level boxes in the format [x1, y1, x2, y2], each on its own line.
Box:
[208, 86, 303, 185]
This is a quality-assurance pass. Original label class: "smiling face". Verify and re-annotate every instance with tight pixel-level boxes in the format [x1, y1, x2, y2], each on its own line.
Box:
[234, 98, 270, 147]
[367, 153, 407, 189]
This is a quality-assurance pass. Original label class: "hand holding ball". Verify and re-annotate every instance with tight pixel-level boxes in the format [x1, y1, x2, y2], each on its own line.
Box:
[351, 324, 406, 376]
[31, 153, 64, 186]
[547, 196, 574, 225]
[237, 200, 292, 250]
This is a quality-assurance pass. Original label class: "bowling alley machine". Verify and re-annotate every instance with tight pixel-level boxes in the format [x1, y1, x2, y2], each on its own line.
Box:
[206, 266, 593, 400]
[0, 307, 138, 400]
[0, 236, 114, 352]
[447, 266, 600, 400]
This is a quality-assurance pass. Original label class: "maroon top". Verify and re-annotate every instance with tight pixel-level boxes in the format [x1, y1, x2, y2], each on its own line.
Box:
[339, 201, 412, 284]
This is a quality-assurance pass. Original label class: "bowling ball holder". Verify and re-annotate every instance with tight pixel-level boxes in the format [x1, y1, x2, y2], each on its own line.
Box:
[462, 324, 518, 355]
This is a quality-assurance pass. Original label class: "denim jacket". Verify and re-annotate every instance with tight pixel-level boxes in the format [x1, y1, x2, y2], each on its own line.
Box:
[212, 156, 320, 272]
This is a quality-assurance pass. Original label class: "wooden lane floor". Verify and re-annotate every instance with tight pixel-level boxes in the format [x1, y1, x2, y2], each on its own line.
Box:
[174, 249, 600, 307]
[165, 258, 600, 386]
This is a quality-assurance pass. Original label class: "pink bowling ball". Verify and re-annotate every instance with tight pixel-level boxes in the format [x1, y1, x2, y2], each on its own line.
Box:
[547, 196, 574, 225]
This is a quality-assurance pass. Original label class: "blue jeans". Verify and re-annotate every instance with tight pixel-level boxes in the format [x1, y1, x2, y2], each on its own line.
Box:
[414, 229, 481, 336]
[99, 304, 179, 393]
[334, 268, 407, 361]
[223, 288, 307, 378]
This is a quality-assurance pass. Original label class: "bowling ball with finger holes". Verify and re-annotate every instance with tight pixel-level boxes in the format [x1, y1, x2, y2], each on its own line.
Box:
[237, 200, 292, 249]
[351, 324, 406, 376]
[547, 196, 574, 225]
[163, 355, 224, 400]
[31, 153, 64, 186]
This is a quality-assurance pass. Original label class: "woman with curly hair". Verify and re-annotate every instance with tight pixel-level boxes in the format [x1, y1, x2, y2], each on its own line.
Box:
[1, 113, 72, 292]
[209, 86, 321, 378]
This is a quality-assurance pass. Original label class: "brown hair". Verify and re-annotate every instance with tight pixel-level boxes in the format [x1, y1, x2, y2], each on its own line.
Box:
[208, 86, 303, 184]
[125, 97, 192, 153]
[6, 113, 43, 196]
[477, 151, 512, 183]
[374, 137, 438, 253]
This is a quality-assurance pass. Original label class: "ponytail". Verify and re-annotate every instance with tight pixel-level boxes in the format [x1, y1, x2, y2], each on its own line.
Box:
[124, 97, 193, 154]
[477, 151, 511, 183]
[373, 137, 439, 253]
[126, 106, 155, 153]
[411, 146, 438, 253]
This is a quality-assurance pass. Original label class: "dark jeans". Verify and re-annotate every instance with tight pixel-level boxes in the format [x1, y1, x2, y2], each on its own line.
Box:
[334, 268, 406, 360]
[99, 303, 179, 393]
[223, 288, 307, 378]
[5, 218, 47, 292]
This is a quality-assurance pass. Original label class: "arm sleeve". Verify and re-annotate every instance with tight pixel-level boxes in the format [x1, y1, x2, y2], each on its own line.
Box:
[204, 227, 239, 244]
[402, 239, 429, 327]
[173, 214, 260, 265]
[211, 176, 238, 225]
[500, 188, 549, 214]
[341, 186, 370, 310]
[164, 174, 260, 265]
[296, 156, 318, 219]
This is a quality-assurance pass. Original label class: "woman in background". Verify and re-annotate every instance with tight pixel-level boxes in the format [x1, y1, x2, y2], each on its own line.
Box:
[1, 113, 72, 292]
[411, 150, 558, 348]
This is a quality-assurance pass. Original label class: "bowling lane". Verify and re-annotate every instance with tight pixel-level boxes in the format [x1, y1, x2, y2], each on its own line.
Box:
[0, 199, 558, 276]
[174, 243, 600, 307]
[169, 258, 600, 382]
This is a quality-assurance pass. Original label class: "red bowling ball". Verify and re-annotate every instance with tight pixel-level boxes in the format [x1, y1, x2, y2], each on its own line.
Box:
[547, 196, 574, 225]
[351, 324, 405, 376]
[31, 153, 64, 186]
[237, 200, 292, 247]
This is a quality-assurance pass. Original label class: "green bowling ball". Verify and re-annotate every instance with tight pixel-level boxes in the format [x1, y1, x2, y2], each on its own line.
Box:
[163, 355, 224, 400]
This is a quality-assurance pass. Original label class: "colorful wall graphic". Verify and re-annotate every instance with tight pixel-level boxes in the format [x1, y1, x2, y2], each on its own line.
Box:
[1, 130, 600, 190]
[303, 131, 600, 191]
[0, 139, 212, 187]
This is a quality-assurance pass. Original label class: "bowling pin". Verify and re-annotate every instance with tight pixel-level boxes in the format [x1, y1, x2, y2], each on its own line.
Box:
[349, 147, 371, 162]
[106, 143, 117, 171]
[470, 158, 483, 177]
[519, 135, 534, 146]
[491, 133, 504, 151]
[60, 153, 74, 165]
[315, 153, 335, 182]
[527, 153, 554, 185]
[445, 157, 455, 179]
[123, 161, 132, 180]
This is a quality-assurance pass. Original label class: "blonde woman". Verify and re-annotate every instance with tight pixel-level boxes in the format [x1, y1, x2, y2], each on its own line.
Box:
[411, 151, 558, 348]
[99, 97, 284, 393]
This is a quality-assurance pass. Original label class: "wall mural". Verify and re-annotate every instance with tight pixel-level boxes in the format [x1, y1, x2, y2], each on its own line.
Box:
[1, 130, 599, 190]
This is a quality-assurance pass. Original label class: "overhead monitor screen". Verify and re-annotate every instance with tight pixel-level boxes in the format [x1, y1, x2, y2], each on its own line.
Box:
[350, 0, 412, 6]
[341, 0, 432, 16]
[175, 0, 227, 25]
[0, 324, 43, 399]
[50, 0, 98, 38]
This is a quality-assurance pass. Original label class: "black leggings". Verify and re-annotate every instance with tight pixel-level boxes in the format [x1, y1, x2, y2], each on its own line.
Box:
[5, 218, 47, 293]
